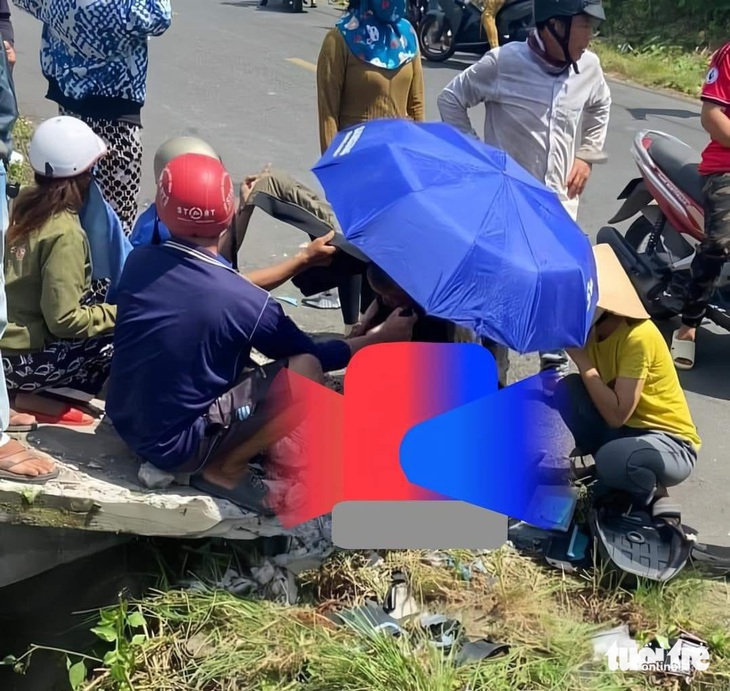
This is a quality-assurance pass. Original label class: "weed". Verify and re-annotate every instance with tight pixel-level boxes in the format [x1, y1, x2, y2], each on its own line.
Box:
[9, 116, 33, 185]
[16, 546, 723, 690]
[592, 38, 710, 97]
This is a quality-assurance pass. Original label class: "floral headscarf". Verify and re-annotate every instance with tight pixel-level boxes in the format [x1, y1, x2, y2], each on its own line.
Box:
[336, 0, 418, 70]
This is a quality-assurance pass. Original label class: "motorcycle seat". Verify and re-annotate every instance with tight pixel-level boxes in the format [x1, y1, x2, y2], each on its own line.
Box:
[647, 136, 704, 207]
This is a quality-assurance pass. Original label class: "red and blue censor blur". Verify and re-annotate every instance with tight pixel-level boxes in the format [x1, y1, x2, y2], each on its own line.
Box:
[267, 342, 571, 537]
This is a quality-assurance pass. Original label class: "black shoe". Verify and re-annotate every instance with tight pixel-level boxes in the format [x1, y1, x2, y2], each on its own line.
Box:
[190, 471, 275, 517]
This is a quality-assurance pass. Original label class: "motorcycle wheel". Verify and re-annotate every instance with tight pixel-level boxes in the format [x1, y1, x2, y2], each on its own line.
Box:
[418, 17, 456, 62]
[625, 217, 664, 253]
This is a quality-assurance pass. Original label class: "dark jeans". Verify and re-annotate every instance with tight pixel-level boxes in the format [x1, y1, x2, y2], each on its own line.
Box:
[554, 374, 697, 504]
[681, 172, 730, 328]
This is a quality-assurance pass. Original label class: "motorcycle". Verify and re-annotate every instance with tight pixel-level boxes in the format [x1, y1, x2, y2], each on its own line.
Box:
[416, 0, 533, 63]
[407, 0, 429, 28]
[596, 129, 730, 331]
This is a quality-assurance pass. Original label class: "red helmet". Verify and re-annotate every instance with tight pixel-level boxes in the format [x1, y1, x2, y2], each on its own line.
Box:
[156, 153, 235, 238]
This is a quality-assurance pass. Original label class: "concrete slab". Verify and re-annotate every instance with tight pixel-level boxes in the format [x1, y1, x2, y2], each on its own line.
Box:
[0, 354, 345, 542]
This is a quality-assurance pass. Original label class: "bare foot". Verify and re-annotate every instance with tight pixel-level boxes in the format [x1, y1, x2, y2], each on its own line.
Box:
[673, 326, 696, 368]
[202, 463, 244, 491]
[9, 409, 37, 428]
[0, 438, 56, 480]
[675, 325, 696, 342]
[653, 484, 669, 500]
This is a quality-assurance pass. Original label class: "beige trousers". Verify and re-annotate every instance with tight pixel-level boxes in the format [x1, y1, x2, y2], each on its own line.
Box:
[481, 0, 505, 48]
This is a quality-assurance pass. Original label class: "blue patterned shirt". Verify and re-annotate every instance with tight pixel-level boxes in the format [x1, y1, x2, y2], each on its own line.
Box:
[12, 0, 171, 106]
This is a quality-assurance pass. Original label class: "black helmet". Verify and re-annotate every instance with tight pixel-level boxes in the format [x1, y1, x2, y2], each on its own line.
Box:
[533, 0, 605, 25]
[532, 0, 604, 74]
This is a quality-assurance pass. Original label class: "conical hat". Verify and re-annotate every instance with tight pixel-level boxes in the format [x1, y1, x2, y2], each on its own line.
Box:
[593, 244, 650, 320]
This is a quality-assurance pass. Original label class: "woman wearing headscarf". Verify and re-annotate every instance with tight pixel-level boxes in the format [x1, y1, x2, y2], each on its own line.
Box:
[316, 0, 425, 334]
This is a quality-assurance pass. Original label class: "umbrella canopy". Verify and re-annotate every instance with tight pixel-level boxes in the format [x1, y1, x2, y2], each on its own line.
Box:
[312, 119, 598, 353]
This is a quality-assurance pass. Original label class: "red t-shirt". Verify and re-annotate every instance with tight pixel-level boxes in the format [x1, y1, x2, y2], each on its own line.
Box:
[699, 42, 730, 175]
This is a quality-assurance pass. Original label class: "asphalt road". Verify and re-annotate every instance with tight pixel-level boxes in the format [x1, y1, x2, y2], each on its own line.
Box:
[9, 1, 729, 546]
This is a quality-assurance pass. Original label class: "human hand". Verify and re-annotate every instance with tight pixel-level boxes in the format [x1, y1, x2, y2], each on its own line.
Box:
[566, 347, 592, 373]
[347, 299, 380, 338]
[239, 163, 271, 207]
[299, 230, 338, 268]
[4, 41, 15, 67]
[368, 307, 417, 342]
[567, 159, 592, 199]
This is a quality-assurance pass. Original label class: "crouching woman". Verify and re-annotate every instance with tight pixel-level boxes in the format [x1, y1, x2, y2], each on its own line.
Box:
[0, 116, 116, 424]
[556, 245, 700, 522]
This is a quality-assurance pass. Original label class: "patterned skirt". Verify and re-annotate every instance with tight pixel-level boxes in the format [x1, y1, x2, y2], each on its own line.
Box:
[57, 106, 143, 237]
[2, 280, 114, 396]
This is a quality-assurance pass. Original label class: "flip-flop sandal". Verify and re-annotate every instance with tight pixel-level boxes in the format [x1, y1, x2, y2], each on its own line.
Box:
[383, 571, 420, 620]
[0, 447, 59, 484]
[301, 291, 341, 310]
[456, 639, 510, 666]
[7, 420, 38, 433]
[651, 497, 684, 526]
[419, 613, 464, 652]
[13, 405, 94, 426]
[189, 473, 276, 517]
[329, 601, 405, 637]
[671, 330, 695, 370]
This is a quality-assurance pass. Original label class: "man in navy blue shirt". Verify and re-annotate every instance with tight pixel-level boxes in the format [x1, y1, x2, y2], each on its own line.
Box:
[107, 153, 415, 515]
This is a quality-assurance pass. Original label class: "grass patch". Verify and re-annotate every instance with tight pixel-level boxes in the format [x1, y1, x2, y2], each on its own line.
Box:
[592, 37, 711, 98]
[9, 115, 34, 186]
[15, 546, 727, 690]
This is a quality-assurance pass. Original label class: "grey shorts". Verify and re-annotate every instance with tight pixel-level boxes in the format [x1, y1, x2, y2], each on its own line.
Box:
[180, 359, 289, 475]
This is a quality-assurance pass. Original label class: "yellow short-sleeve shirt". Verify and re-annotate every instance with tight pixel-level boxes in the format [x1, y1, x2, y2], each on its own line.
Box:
[586, 319, 701, 450]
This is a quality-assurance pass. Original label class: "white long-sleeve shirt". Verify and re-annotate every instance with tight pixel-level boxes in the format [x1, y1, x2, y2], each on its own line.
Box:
[437, 36, 611, 220]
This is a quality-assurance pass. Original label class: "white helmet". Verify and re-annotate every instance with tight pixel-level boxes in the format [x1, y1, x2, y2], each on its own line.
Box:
[28, 116, 107, 179]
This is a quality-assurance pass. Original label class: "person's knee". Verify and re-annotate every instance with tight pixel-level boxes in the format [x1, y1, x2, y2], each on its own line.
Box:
[594, 444, 628, 491]
[595, 441, 660, 497]
[288, 354, 324, 384]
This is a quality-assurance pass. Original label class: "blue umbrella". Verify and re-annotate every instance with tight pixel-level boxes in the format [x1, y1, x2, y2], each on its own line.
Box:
[312, 119, 598, 353]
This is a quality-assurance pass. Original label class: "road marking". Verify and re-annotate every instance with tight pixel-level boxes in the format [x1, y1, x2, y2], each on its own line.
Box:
[287, 57, 317, 72]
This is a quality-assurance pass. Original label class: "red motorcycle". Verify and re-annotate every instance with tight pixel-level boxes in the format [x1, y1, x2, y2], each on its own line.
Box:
[596, 129, 730, 331]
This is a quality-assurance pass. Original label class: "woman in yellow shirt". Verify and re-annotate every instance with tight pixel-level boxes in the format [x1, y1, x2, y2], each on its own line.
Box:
[557, 245, 700, 522]
[316, 0, 425, 334]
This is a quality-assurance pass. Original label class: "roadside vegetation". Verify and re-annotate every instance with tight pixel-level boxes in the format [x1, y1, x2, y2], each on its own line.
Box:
[594, 0, 729, 97]
[4, 545, 729, 690]
[9, 116, 34, 185]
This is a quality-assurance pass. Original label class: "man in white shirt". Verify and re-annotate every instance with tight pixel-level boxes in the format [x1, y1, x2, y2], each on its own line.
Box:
[438, 0, 611, 383]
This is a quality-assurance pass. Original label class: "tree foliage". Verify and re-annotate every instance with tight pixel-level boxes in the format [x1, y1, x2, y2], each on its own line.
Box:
[602, 0, 730, 48]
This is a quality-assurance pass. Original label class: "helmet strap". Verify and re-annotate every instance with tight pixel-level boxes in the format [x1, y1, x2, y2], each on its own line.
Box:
[547, 16, 579, 74]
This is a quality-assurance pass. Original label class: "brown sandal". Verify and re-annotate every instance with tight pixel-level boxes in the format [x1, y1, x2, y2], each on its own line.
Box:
[0, 441, 58, 484]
